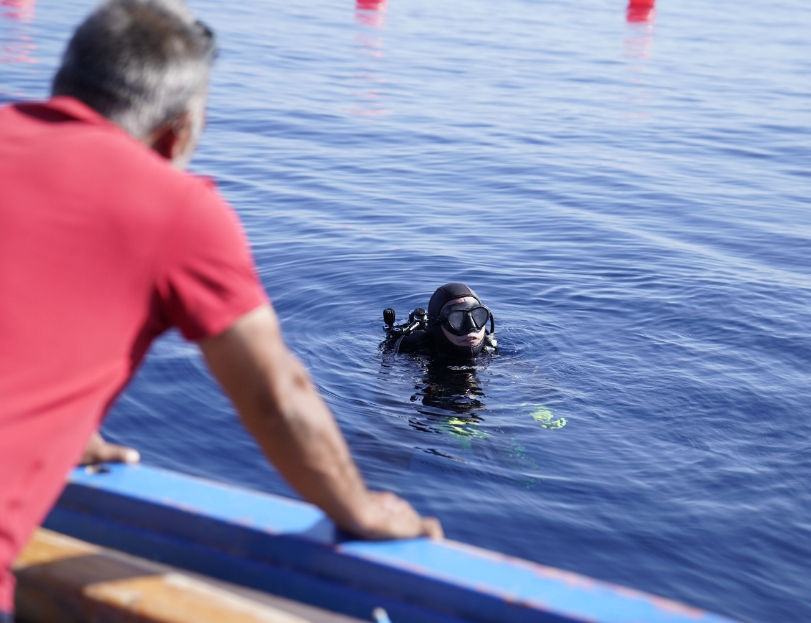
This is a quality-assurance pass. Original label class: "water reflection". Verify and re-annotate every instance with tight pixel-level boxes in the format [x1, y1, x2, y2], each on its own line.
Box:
[350, 0, 389, 116]
[380, 345, 566, 450]
[1, 0, 37, 66]
[413, 361, 485, 416]
[399, 355, 564, 487]
[408, 359, 489, 448]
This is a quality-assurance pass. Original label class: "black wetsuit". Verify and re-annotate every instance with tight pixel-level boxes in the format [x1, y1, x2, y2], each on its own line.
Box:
[391, 329, 433, 356]
[384, 328, 496, 359]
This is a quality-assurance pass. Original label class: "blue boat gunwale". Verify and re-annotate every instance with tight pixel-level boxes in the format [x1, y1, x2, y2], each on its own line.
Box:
[44, 463, 739, 623]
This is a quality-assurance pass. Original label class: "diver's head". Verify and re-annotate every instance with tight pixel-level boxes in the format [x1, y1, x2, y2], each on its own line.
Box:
[440, 297, 487, 348]
[428, 283, 493, 359]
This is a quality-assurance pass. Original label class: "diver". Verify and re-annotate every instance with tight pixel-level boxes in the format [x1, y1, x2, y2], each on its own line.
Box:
[382, 285, 564, 460]
[382, 283, 497, 359]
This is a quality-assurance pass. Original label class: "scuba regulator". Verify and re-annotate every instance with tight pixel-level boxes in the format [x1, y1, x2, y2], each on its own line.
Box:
[383, 307, 428, 342]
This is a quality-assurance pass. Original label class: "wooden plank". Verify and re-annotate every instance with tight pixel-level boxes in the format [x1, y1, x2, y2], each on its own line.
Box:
[14, 528, 310, 623]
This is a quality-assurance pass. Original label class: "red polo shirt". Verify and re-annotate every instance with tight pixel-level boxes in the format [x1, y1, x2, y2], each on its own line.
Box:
[0, 97, 268, 611]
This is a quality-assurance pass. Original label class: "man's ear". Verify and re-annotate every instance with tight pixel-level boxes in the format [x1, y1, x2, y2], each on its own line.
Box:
[146, 111, 193, 162]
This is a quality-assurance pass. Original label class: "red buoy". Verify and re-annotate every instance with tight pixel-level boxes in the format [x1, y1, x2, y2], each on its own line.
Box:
[627, 0, 656, 23]
[356, 0, 387, 28]
[356, 0, 386, 11]
[0, 0, 36, 22]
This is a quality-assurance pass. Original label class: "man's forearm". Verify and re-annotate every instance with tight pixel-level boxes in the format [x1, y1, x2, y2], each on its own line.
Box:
[199, 305, 442, 540]
[234, 346, 373, 533]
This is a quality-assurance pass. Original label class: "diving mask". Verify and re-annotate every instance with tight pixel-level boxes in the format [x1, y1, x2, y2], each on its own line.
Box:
[437, 302, 493, 336]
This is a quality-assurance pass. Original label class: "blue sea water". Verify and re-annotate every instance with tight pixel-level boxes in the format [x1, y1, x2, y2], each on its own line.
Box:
[2, 0, 810, 621]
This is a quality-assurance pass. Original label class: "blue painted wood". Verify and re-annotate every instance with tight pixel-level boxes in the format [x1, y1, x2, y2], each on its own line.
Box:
[44, 464, 739, 623]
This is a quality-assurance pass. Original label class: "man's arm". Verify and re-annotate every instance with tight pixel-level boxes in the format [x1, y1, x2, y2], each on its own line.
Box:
[198, 304, 443, 540]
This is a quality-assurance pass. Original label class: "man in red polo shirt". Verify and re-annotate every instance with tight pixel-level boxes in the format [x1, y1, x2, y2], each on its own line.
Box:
[0, 0, 441, 617]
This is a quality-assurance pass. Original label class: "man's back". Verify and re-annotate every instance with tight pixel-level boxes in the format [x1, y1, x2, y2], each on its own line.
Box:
[0, 95, 266, 611]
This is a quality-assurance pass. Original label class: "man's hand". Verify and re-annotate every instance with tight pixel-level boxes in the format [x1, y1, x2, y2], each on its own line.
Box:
[199, 305, 443, 541]
[79, 432, 140, 466]
[351, 491, 443, 540]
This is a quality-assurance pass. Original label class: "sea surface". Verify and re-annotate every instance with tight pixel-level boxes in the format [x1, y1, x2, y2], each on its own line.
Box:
[2, 0, 810, 621]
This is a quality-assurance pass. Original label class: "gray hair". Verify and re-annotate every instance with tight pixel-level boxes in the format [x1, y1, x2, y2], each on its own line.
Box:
[52, 0, 217, 139]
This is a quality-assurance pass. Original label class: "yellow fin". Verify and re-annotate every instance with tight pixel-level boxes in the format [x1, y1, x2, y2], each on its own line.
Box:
[530, 406, 567, 429]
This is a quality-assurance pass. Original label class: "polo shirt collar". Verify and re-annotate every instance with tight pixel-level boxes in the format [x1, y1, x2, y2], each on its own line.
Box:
[45, 95, 118, 128]
[34, 96, 209, 179]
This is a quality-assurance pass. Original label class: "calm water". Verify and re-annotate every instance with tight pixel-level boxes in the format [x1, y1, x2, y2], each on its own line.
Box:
[3, 0, 810, 620]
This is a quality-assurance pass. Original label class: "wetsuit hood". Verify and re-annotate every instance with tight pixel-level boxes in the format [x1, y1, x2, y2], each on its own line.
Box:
[428, 283, 486, 359]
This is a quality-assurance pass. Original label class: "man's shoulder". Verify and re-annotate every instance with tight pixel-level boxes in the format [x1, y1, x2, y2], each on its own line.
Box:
[0, 97, 231, 251]
[1, 96, 213, 194]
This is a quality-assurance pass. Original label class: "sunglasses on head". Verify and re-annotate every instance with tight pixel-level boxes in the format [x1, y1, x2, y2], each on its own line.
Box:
[194, 19, 219, 60]
[438, 303, 492, 336]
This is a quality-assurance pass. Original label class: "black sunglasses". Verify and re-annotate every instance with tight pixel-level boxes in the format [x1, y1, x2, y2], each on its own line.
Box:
[194, 20, 218, 61]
